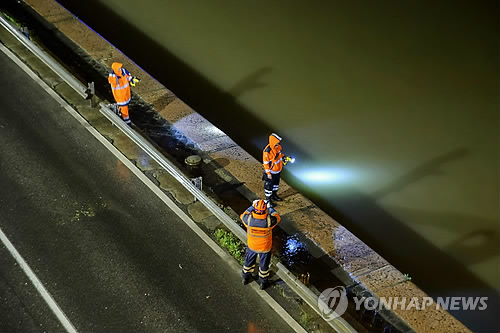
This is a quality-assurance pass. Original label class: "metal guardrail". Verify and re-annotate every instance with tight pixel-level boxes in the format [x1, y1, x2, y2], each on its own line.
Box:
[276, 263, 356, 333]
[99, 103, 248, 242]
[99, 103, 357, 333]
[0, 13, 90, 99]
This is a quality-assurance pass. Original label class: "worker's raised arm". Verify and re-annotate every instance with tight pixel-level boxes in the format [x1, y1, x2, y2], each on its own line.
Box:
[239, 206, 254, 227]
[268, 208, 281, 228]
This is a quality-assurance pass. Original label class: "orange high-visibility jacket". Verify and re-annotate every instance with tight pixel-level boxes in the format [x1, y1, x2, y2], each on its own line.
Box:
[108, 62, 132, 106]
[240, 207, 281, 253]
[263, 133, 285, 176]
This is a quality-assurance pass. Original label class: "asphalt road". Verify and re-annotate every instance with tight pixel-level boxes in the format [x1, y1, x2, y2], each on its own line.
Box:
[0, 48, 290, 332]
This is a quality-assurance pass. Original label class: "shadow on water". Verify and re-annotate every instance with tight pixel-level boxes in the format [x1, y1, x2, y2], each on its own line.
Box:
[228, 67, 273, 98]
[4, 1, 498, 331]
[371, 148, 469, 199]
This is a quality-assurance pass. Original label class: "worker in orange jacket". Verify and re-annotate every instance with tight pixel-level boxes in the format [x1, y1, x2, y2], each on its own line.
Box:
[262, 133, 288, 206]
[108, 62, 139, 126]
[241, 199, 281, 290]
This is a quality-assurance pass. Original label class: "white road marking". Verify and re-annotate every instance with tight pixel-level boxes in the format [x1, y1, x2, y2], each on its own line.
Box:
[0, 42, 306, 333]
[0, 227, 77, 333]
[0, 42, 78, 333]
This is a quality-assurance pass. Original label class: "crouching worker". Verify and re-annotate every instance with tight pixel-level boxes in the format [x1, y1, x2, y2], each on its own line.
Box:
[240, 199, 281, 290]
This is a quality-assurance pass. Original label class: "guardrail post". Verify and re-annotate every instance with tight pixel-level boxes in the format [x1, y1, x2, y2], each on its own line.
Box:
[20, 26, 29, 39]
[87, 82, 96, 107]
[190, 176, 203, 202]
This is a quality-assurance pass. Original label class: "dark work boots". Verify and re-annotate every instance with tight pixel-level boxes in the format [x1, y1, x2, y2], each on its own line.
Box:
[271, 192, 283, 201]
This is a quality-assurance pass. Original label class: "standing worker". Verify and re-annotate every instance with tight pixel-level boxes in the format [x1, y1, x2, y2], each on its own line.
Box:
[262, 133, 292, 206]
[241, 199, 281, 290]
[108, 62, 139, 126]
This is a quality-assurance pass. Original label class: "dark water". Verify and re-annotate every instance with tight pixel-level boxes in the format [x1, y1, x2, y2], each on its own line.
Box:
[14, 0, 500, 331]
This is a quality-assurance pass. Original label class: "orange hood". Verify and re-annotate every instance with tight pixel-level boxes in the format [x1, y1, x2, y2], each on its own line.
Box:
[268, 133, 281, 149]
[112, 62, 123, 76]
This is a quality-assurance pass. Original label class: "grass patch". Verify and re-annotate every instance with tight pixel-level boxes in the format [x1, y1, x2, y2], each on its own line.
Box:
[299, 310, 313, 329]
[1, 11, 21, 26]
[215, 228, 245, 264]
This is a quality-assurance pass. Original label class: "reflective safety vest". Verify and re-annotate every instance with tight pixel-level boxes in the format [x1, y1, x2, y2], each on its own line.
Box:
[240, 208, 281, 253]
[263, 134, 284, 176]
[108, 63, 132, 107]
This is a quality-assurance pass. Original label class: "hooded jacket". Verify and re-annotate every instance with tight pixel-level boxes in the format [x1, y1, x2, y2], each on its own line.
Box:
[108, 62, 132, 106]
[263, 133, 285, 175]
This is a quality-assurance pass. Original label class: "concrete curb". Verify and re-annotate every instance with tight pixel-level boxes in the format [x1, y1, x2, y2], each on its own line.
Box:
[5, 1, 473, 332]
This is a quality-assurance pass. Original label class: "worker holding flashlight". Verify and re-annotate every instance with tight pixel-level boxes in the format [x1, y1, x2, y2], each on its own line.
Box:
[262, 133, 294, 207]
[108, 62, 140, 126]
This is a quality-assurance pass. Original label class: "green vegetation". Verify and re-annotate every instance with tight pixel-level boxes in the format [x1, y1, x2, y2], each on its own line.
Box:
[214, 228, 245, 264]
[278, 285, 287, 298]
[299, 310, 313, 329]
[1, 11, 21, 26]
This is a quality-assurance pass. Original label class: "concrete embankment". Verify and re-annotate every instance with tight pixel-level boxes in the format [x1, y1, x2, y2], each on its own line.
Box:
[2, 0, 475, 332]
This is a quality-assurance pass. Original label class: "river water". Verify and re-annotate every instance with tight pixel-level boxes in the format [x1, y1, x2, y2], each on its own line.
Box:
[53, 0, 498, 330]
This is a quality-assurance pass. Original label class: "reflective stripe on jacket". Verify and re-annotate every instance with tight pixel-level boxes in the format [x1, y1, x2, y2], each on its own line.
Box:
[108, 63, 132, 106]
[240, 207, 281, 253]
[263, 134, 284, 175]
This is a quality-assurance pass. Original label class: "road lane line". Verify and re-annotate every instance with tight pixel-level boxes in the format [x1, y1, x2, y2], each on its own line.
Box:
[0, 42, 306, 333]
[0, 42, 78, 333]
[0, 228, 77, 333]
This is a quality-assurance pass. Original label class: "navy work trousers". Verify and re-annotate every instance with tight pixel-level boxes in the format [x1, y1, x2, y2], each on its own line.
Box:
[241, 248, 271, 283]
[264, 172, 281, 199]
